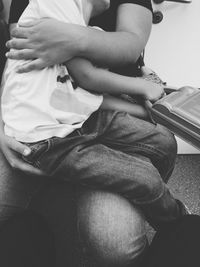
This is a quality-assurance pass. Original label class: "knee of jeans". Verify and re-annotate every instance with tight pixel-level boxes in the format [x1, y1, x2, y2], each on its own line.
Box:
[77, 190, 147, 266]
[153, 125, 177, 181]
[134, 170, 165, 204]
[156, 125, 177, 158]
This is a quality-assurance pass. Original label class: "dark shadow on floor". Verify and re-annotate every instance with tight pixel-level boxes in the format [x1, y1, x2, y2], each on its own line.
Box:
[147, 154, 200, 241]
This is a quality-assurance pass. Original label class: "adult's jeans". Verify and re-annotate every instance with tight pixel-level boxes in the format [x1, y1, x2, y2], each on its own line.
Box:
[0, 110, 177, 266]
[24, 110, 179, 229]
[0, 148, 147, 267]
[0, 210, 56, 267]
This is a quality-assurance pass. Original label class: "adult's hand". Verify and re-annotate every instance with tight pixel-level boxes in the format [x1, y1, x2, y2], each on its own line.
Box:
[6, 18, 85, 73]
[0, 132, 45, 176]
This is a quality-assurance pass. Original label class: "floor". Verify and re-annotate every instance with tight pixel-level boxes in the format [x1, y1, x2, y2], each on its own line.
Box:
[147, 154, 200, 241]
[169, 154, 200, 215]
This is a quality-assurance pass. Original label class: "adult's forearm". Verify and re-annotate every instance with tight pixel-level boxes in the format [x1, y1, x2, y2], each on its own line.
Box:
[79, 28, 144, 68]
[79, 3, 152, 69]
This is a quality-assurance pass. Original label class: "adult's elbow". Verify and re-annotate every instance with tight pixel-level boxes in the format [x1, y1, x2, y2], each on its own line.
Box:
[121, 32, 146, 65]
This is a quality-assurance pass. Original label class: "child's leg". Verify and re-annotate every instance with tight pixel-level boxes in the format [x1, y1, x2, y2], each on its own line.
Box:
[54, 135, 185, 230]
[98, 109, 177, 182]
[48, 110, 187, 230]
[100, 94, 149, 119]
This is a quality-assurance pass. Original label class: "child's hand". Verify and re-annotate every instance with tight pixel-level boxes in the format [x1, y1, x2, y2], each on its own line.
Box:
[142, 82, 165, 103]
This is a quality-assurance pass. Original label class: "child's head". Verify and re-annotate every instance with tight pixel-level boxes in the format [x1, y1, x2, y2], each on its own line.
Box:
[89, 0, 110, 17]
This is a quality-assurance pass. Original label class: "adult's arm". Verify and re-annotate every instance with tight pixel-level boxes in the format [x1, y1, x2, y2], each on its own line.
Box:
[0, 83, 44, 175]
[6, 3, 152, 72]
[85, 3, 152, 67]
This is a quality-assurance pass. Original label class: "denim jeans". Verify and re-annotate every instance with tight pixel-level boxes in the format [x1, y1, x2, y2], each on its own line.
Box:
[0, 149, 147, 267]
[23, 110, 183, 230]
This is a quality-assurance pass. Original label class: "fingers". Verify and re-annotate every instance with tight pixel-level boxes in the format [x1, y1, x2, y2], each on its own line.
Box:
[145, 100, 152, 108]
[15, 160, 46, 176]
[6, 37, 32, 50]
[6, 49, 36, 62]
[6, 136, 31, 156]
[16, 59, 45, 73]
[10, 19, 45, 39]
[10, 19, 41, 38]
[18, 19, 41, 28]
[10, 26, 30, 39]
[10, 156, 46, 176]
[6, 48, 45, 72]
[4, 138, 46, 176]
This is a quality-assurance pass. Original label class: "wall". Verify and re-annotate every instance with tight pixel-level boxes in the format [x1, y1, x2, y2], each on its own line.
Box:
[145, 0, 200, 153]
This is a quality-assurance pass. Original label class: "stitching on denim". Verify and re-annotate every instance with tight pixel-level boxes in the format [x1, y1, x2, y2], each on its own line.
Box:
[102, 111, 127, 136]
[34, 160, 41, 168]
[131, 143, 172, 179]
[132, 143, 165, 157]
[23, 139, 52, 168]
[34, 139, 52, 168]
[102, 111, 159, 141]
[76, 129, 82, 136]
[132, 182, 166, 205]
[102, 138, 166, 158]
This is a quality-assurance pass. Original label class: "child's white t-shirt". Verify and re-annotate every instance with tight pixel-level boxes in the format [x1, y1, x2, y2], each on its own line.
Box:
[1, 0, 103, 142]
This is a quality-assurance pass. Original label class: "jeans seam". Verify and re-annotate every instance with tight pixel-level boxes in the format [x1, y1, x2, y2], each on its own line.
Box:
[101, 111, 126, 136]
[130, 143, 172, 180]
[34, 138, 52, 168]
[133, 182, 166, 205]
[132, 143, 165, 157]
[102, 138, 166, 159]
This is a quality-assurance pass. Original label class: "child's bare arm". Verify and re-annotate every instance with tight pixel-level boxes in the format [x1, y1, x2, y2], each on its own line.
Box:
[101, 94, 149, 119]
[67, 57, 164, 103]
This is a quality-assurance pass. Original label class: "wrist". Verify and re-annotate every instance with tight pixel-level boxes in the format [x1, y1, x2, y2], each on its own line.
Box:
[58, 23, 87, 60]
[73, 27, 89, 58]
[134, 78, 150, 99]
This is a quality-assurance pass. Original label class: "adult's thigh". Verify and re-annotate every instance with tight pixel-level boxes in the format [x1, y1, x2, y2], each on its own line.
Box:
[0, 150, 46, 225]
[31, 182, 82, 267]
[31, 184, 147, 267]
[0, 210, 56, 267]
[77, 189, 147, 267]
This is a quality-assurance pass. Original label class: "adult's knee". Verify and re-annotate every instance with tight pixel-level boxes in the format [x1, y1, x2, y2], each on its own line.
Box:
[77, 190, 147, 267]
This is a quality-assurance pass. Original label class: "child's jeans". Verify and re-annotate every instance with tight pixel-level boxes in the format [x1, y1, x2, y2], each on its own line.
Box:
[23, 110, 184, 229]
